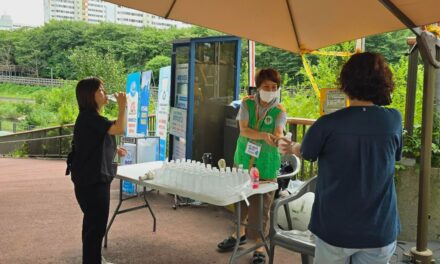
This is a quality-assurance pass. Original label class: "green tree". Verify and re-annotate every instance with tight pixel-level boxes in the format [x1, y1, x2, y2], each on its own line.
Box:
[255, 44, 303, 86]
[69, 47, 126, 94]
[145, 55, 171, 86]
[365, 29, 413, 65]
[34, 20, 89, 78]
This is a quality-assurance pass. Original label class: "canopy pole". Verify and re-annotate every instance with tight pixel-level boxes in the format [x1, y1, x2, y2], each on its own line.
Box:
[379, 1, 440, 263]
[404, 39, 418, 137]
[410, 31, 440, 264]
[409, 60, 435, 264]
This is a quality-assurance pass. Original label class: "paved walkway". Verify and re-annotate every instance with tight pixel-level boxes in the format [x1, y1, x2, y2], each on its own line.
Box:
[0, 158, 299, 264]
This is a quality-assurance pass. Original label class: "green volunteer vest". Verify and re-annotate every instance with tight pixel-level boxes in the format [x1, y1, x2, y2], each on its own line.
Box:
[233, 98, 282, 180]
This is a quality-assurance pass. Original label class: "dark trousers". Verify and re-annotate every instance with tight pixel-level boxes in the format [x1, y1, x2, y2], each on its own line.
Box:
[74, 182, 111, 264]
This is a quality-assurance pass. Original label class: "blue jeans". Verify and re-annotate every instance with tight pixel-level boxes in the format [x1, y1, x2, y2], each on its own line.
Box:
[314, 236, 396, 264]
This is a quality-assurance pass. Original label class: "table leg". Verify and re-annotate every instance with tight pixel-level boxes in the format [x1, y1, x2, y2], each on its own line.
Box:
[104, 179, 123, 248]
[228, 193, 272, 263]
[258, 193, 270, 254]
[229, 201, 241, 264]
[104, 179, 157, 248]
[143, 186, 156, 232]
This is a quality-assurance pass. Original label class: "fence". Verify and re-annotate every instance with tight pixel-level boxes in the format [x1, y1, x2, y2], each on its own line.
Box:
[0, 75, 69, 87]
[0, 114, 315, 179]
[0, 120, 38, 133]
[0, 124, 74, 158]
[0, 115, 157, 158]
[0, 65, 37, 76]
[286, 117, 316, 179]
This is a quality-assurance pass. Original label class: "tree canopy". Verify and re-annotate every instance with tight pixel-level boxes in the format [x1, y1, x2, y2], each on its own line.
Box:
[0, 20, 413, 86]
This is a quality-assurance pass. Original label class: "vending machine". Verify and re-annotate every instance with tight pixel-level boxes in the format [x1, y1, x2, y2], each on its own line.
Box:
[168, 36, 242, 165]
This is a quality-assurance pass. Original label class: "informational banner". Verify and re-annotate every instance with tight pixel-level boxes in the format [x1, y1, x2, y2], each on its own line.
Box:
[173, 136, 186, 160]
[138, 71, 151, 136]
[169, 107, 187, 138]
[319, 88, 348, 115]
[126, 72, 141, 137]
[175, 63, 188, 109]
[172, 61, 188, 160]
[155, 66, 171, 161]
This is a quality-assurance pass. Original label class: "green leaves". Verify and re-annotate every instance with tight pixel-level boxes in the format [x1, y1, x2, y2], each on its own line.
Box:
[69, 47, 126, 94]
[145, 55, 171, 86]
[365, 29, 412, 65]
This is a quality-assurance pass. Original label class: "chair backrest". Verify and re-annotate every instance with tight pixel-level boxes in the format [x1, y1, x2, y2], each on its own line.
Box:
[278, 154, 301, 179]
[271, 176, 318, 232]
[302, 176, 317, 194]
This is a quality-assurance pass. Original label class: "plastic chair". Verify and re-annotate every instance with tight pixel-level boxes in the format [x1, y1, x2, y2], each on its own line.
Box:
[269, 175, 317, 264]
[276, 154, 301, 194]
[278, 154, 301, 179]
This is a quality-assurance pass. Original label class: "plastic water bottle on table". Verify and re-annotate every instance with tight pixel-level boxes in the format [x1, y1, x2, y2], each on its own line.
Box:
[250, 165, 259, 189]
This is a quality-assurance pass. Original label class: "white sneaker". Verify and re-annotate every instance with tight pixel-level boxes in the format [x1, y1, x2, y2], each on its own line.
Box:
[101, 256, 114, 264]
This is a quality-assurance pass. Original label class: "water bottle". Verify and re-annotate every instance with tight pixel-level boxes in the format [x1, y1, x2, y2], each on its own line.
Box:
[277, 132, 292, 154]
[107, 94, 117, 103]
[250, 165, 259, 189]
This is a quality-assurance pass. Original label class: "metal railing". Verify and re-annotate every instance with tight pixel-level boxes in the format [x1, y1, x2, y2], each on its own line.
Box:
[286, 117, 316, 180]
[0, 75, 69, 87]
[0, 115, 157, 158]
[0, 114, 315, 178]
[0, 120, 38, 133]
[0, 124, 74, 158]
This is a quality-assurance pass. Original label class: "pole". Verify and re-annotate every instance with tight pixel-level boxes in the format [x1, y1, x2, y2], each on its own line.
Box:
[410, 61, 435, 264]
[248, 40, 255, 88]
[355, 38, 365, 52]
[377, 2, 439, 263]
[404, 38, 418, 137]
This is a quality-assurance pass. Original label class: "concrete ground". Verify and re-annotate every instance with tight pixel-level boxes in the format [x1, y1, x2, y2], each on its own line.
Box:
[2, 158, 439, 264]
[0, 158, 299, 264]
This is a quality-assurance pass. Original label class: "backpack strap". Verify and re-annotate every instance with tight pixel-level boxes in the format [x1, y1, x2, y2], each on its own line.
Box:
[65, 139, 75, 176]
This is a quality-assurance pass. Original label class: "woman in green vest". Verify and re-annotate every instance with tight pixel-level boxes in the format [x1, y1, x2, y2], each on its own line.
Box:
[217, 68, 286, 264]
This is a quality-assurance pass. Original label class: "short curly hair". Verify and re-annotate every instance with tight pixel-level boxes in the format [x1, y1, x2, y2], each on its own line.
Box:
[256, 68, 281, 88]
[339, 52, 394, 106]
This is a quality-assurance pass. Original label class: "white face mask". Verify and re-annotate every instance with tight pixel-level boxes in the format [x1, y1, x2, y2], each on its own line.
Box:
[259, 90, 278, 103]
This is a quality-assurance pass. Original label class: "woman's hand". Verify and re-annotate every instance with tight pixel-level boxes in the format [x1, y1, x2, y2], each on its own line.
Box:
[282, 141, 301, 157]
[115, 92, 127, 109]
[117, 146, 127, 157]
[261, 132, 276, 146]
[276, 137, 291, 154]
[280, 141, 294, 154]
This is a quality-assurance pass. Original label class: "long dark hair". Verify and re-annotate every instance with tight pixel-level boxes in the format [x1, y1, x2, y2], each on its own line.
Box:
[75, 77, 102, 111]
[339, 52, 394, 105]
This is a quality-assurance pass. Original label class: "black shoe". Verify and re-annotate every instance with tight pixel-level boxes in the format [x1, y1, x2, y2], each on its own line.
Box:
[217, 235, 247, 252]
[251, 251, 266, 264]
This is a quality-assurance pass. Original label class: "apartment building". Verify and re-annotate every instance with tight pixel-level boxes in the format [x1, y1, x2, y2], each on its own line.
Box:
[43, 0, 190, 29]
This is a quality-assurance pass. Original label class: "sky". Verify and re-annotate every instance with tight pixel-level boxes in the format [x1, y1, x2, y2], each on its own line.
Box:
[0, 0, 44, 26]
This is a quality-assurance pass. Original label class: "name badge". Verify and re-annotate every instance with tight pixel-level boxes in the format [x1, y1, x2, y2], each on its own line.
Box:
[245, 141, 261, 158]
